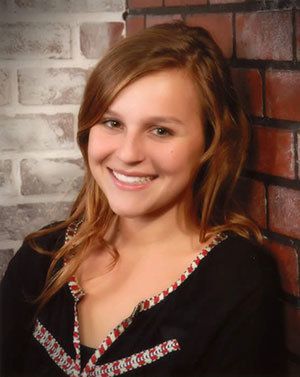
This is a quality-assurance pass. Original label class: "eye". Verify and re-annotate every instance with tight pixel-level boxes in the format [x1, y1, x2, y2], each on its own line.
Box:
[102, 119, 122, 129]
[152, 127, 172, 137]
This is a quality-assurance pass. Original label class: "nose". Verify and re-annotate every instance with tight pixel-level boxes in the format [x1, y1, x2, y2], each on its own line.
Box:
[115, 131, 145, 164]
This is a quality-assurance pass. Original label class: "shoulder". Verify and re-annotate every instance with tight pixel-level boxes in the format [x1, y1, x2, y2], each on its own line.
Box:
[13, 222, 66, 265]
[203, 233, 280, 293]
[211, 233, 275, 270]
[2, 223, 67, 295]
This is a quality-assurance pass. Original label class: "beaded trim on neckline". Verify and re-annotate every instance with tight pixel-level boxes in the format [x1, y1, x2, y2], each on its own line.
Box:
[64, 221, 227, 376]
[65, 220, 227, 312]
[33, 221, 228, 377]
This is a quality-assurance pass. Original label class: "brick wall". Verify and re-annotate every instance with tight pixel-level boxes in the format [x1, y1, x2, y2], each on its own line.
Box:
[0, 0, 125, 278]
[126, 0, 300, 372]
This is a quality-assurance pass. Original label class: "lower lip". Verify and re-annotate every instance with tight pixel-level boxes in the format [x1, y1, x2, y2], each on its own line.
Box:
[109, 169, 156, 191]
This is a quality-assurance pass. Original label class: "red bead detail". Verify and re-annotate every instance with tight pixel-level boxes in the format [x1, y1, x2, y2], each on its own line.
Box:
[124, 357, 132, 368]
[149, 348, 158, 361]
[113, 360, 120, 368]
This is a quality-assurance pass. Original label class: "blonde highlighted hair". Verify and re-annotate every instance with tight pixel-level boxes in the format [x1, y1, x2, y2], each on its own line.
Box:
[26, 22, 261, 308]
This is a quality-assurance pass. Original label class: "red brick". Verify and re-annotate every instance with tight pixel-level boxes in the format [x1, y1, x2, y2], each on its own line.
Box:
[296, 11, 300, 61]
[186, 13, 233, 58]
[236, 11, 293, 61]
[249, 126, 295, 179]
[237, 177, 266, 228]
[210, 0, 242, 3]
[266, 70, 300, 121]
[285, 304, 300, 355]
[126, 16, 145, 36]
[164, 0, 206, 5]
[268, 186, 300, 239]
[231, 68, 262, 117]
[128, 0, 163, 7]
[266, 240, 299, 296]
[146, 14, 183, 28]
[298, 134, 300, 180]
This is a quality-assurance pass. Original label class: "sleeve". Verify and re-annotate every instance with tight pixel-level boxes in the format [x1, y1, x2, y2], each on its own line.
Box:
[198, 249, 287, 376]
[0, 243, 39, 376]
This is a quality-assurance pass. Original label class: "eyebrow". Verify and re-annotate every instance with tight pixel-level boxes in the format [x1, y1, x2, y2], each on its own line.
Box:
[103, 110, 184, 126]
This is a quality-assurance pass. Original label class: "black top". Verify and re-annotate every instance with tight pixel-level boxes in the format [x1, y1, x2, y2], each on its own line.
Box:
[80, 344, 96, 372]
[0, 224, 287, 377]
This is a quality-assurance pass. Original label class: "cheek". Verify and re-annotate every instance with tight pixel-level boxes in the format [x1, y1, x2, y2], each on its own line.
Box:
[88, 131, 113, 165]
[155, 146, 201, 175]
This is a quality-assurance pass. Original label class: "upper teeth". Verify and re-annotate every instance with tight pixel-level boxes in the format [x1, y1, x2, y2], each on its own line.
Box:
[112, 171, 154, 184]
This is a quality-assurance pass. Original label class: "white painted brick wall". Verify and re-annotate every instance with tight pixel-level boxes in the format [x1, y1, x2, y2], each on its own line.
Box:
[0, 0, 125, 277]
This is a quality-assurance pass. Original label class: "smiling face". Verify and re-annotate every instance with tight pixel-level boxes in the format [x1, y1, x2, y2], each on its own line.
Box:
[88, 69, 205, 220]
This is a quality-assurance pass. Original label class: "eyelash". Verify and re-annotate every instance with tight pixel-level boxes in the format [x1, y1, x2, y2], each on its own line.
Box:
[102, 119, 122, 129]
[101, 119, 173, 137]
[151, 127, 173, 137]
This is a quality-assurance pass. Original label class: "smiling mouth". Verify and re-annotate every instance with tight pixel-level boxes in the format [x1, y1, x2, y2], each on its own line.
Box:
[111, 170, 157, 185]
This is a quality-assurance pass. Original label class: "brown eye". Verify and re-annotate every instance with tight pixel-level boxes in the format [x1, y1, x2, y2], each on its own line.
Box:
[153, 127, 172, 137]
[103, 119, 121, 129]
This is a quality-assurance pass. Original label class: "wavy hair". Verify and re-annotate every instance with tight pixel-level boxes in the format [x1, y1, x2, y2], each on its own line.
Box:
[26, 22, 261, 308]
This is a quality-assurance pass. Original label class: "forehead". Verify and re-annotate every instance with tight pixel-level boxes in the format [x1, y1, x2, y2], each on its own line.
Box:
[107, 69, 202, 120]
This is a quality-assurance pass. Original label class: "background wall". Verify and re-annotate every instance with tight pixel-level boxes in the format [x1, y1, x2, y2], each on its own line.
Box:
[0, 0, 125, 276]
[126, 0, 300, 373]
[0, 0, 299, 373]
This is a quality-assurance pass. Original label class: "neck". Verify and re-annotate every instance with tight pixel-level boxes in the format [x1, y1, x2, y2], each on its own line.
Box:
[113, 206, 200, 251]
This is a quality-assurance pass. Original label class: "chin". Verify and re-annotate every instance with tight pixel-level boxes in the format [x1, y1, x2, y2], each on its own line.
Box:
[108, 199, 166, 219]
[108, 202, 147, 218]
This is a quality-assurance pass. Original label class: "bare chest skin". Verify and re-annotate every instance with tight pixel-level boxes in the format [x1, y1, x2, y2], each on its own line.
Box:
[76, 241, 206, 349]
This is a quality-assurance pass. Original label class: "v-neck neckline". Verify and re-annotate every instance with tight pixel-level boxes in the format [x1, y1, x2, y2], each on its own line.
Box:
[65, 221, 227, 376]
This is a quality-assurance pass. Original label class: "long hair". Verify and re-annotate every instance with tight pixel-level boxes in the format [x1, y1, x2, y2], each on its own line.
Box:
[26, 22, 261, 308]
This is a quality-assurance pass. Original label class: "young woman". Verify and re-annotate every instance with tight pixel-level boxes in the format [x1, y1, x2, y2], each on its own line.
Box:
[0, 22, 285, 377]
